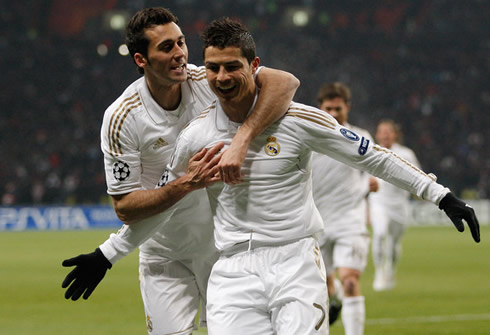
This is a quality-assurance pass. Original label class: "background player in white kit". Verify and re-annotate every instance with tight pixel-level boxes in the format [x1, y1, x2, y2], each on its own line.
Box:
[311, 82, 378, 335]
[160, 17, 480, 334]
[61, 7, 300, 335]
[369, 119, 421, 291]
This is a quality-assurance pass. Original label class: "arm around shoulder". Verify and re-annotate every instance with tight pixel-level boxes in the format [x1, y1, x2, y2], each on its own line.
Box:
[252, 67, 300, 134]
[218, 67, 300, 184]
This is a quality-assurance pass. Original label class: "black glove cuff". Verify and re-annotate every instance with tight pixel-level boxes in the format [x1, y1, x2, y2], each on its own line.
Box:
[438, 192, 457, 210]
[95, 247, 113, 269]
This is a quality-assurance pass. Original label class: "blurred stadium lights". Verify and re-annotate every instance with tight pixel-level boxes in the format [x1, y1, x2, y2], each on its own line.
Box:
[293, 10, 309, 26]
[97, 43, 109, 57]
[110, 14, 126, 30]
[283, 7, 313, 28]
[102, 10, 130, 31]
[118, 44, 130, 56]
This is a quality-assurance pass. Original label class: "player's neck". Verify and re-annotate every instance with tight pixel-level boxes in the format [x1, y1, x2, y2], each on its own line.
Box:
[220, 92, 255, 123]
[146, 78, 182, 111]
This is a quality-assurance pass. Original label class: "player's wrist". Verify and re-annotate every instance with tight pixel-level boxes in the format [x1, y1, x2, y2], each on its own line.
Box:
[95, 247, 113, 269]
[98, 238, 122, 265]
[233, 124, 254, 146]
[168, 175, 198, 194]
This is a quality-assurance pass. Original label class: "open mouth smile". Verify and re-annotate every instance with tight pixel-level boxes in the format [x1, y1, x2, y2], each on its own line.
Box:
[217, 84, 236, 94]
[170, 64, 186, 73]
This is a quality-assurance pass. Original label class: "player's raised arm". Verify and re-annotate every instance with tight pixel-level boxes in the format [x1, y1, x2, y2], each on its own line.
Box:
[218, 67, 300, 184]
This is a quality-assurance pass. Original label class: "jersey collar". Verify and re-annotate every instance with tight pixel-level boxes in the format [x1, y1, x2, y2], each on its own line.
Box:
[139, 78, 196, 125]
[215, 90, 259, 132]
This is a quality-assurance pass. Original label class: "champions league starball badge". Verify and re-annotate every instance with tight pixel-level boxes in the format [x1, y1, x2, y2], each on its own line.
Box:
[113, 161, 130, 181]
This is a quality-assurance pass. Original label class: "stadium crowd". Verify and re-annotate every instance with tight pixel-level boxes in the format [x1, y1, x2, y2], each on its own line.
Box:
[1, 0, 488, 205]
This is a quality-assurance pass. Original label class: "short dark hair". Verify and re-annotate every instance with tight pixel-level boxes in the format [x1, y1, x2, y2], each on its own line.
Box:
[316, 82, 352, 105]
[125, 7, 179, 74]
[201, 17, 256, 64]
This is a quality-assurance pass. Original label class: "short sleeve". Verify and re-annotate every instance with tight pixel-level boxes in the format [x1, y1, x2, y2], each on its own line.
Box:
[100, 107, 142, 195]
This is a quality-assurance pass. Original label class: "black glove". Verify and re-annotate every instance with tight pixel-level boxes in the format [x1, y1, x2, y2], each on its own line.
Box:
[62, 247, 112, 300]
[439, 192, 480, 243]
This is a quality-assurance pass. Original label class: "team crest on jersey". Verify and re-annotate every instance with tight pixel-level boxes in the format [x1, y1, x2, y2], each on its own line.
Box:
[340, 128, 360, 141]
[113, 161, 130, 181]
[264, 136, 280, 156]
[146, 315, 153, 332]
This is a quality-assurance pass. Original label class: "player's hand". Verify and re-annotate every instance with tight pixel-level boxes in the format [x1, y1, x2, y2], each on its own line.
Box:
[62, 248, 112, 300]
[439, 193, 480, 243]
[218, 141, 247, 185]
[368, 177, 379, 193]
[186, 142, 224, 189]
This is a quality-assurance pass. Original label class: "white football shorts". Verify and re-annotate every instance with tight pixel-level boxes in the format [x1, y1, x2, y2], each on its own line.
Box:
[139, 251, 218, 335]
[207, 237, 329, 335]
[321, 232, 370, 276]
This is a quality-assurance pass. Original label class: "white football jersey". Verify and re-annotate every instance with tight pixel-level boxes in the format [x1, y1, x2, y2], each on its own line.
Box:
[166, 96, 449, 252]
[369, 143, 421, 223]
[99, 64, 217, 261]
[311, 124, 374, 236]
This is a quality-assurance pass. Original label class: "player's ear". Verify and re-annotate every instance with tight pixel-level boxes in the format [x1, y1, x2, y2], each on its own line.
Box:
[251, 57, 260, 74]
[134, 53, 147, 70]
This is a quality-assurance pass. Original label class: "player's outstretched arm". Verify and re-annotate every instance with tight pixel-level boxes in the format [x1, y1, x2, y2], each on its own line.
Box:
[61, 143, 224, 296]
[111, 142, 224, 224]
[61, 248, 112, 301]
[218, 68, 299, 184]
[439, 192, 480, 243]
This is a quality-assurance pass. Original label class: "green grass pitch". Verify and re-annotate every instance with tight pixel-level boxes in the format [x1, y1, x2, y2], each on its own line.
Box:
[0, 226, 488, 334]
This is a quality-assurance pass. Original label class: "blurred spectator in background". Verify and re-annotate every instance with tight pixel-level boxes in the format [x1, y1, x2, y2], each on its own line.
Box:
[1, 0, 488, 205]
[369, 119, 421, 291]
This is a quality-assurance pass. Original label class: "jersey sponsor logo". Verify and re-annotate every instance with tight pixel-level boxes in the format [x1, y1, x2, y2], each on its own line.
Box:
[340, 128, 360, 141]
[113, 161, 130, 181]
[152, 137, 168, 149]
[313, 303, 326, 330]
[358, 136, 370, 155]
[264, 135, 280, 156]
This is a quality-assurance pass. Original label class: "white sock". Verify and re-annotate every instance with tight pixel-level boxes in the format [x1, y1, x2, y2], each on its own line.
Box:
[341, 296, 365, 335]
